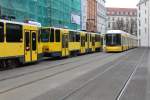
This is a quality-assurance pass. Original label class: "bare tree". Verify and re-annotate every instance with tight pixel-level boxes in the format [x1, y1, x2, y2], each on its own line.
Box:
[116, 18, 125, 30]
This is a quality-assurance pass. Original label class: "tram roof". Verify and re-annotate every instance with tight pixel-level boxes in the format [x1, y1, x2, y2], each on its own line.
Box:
[0, 19, 41, 27]
[106, 30, 127, 34]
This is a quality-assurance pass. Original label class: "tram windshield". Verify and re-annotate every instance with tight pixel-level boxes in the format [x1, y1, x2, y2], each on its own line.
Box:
[106, 34, 121, 46]
[41, 28, 50, 42]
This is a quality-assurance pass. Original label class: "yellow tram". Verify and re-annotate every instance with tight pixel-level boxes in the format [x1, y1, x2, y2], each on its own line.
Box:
[41, 27, 102, 57]
[103, 30, 138, 52]
[0, 19, 102, 69]
[0, 19, 42, 69]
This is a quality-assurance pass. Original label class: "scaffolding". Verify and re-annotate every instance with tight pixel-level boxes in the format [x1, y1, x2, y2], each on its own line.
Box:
[47, 0, 81, 29]
[0, 0, 81, 29]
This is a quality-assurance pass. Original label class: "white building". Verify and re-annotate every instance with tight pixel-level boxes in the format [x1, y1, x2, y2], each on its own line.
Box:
[107, 8, 137, 35]
[137, 0, 150, 47]
[81, 0, 87, 31]
[96, 0, 107, 33]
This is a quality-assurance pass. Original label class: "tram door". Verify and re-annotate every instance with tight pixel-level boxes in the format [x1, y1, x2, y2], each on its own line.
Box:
[92, 36, 95, 51]
[87, 34, 90, 50]
[24, 30, 38, 63]
[81, 36, 85, 53]
[62, 33, 69, 56]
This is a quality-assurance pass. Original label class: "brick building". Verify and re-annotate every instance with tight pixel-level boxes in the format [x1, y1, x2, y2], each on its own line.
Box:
[86, 0, 97, 32]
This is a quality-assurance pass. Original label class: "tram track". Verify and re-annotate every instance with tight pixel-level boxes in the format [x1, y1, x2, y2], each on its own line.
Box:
[56, 48, 143, 100]
[0, 53, 115, 94]
[0, 52, 108, 81]
[116, 48, 148, 100]
[0, 49, 136, 94]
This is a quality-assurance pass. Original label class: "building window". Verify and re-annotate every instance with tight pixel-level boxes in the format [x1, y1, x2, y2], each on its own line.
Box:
[112, 17, 114, 21]
[117, 12, 119, 15]
[128, 12, 130, 15]
[112, 11, 114, 15]
[145, 18, 147, 24]
[139, 29, 141, 36]
[145, 28, 147, 33]
[6, 23, 23, 42]
[139, 20, 141, 26]
[108, 22, 111, 28]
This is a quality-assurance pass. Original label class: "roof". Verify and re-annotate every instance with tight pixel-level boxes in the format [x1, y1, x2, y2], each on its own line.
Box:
[107, 7, 137, 16]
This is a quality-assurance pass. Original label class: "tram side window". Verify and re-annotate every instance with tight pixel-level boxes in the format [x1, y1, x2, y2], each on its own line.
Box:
[55, 29, 60, 42]
[95, 35, 97, 42]
[90, 34, 92, 42]
[0, 22, 4, 42]
[6, 23, 23, 42]
[41, 29, 50, 42]
[76, 33, 80, 42]
[85, 34, 87, 42]
[69, 31, 74, 42]
[116, 34, 121, 45]
[50, 28, 54, 42]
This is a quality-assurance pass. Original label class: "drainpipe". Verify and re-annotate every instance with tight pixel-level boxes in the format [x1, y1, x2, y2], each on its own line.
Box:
[148, 0, 150, 47]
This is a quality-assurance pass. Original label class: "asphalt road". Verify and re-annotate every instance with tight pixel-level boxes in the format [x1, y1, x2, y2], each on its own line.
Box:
[0, 48, 149, 100]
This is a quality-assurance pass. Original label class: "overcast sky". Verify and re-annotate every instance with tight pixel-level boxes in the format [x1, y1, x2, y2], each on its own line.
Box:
[105, 0, 140, 8]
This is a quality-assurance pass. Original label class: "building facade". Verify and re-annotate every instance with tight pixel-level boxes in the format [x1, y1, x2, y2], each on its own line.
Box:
[81, 0, 87, 31]
[137, 0, 150, 47]
[107, 7, 137, 35]
[0, 0, 48, 25]
[47, 0, 81, 30]
[96, 0, 107, 33]
[86, 0, 97, 32]
[0, 0, 81, 30]
[86, 0, 106, 33]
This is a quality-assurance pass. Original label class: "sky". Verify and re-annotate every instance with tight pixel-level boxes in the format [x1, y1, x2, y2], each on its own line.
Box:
[105, 0, 140, 8]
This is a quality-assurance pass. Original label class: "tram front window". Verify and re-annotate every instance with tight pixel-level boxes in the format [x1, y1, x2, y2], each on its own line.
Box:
[41, 29, 50, 42]
[106, 34, 121, 46]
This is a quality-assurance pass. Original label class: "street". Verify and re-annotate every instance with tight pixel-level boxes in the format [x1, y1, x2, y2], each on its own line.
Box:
[0, 48, 149, 100]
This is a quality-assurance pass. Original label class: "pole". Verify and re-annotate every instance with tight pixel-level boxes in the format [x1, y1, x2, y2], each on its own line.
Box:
[148, 0, 150, 48]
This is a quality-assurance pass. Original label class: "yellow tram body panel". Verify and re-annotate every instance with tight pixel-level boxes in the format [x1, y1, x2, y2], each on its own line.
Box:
[105, 46, 123, 52]
[69, 42, 80, 51]
[0, 43, 24, 58]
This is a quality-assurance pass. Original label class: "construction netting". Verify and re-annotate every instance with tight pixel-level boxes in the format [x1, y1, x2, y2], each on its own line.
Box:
[0, 0, 81, 29]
